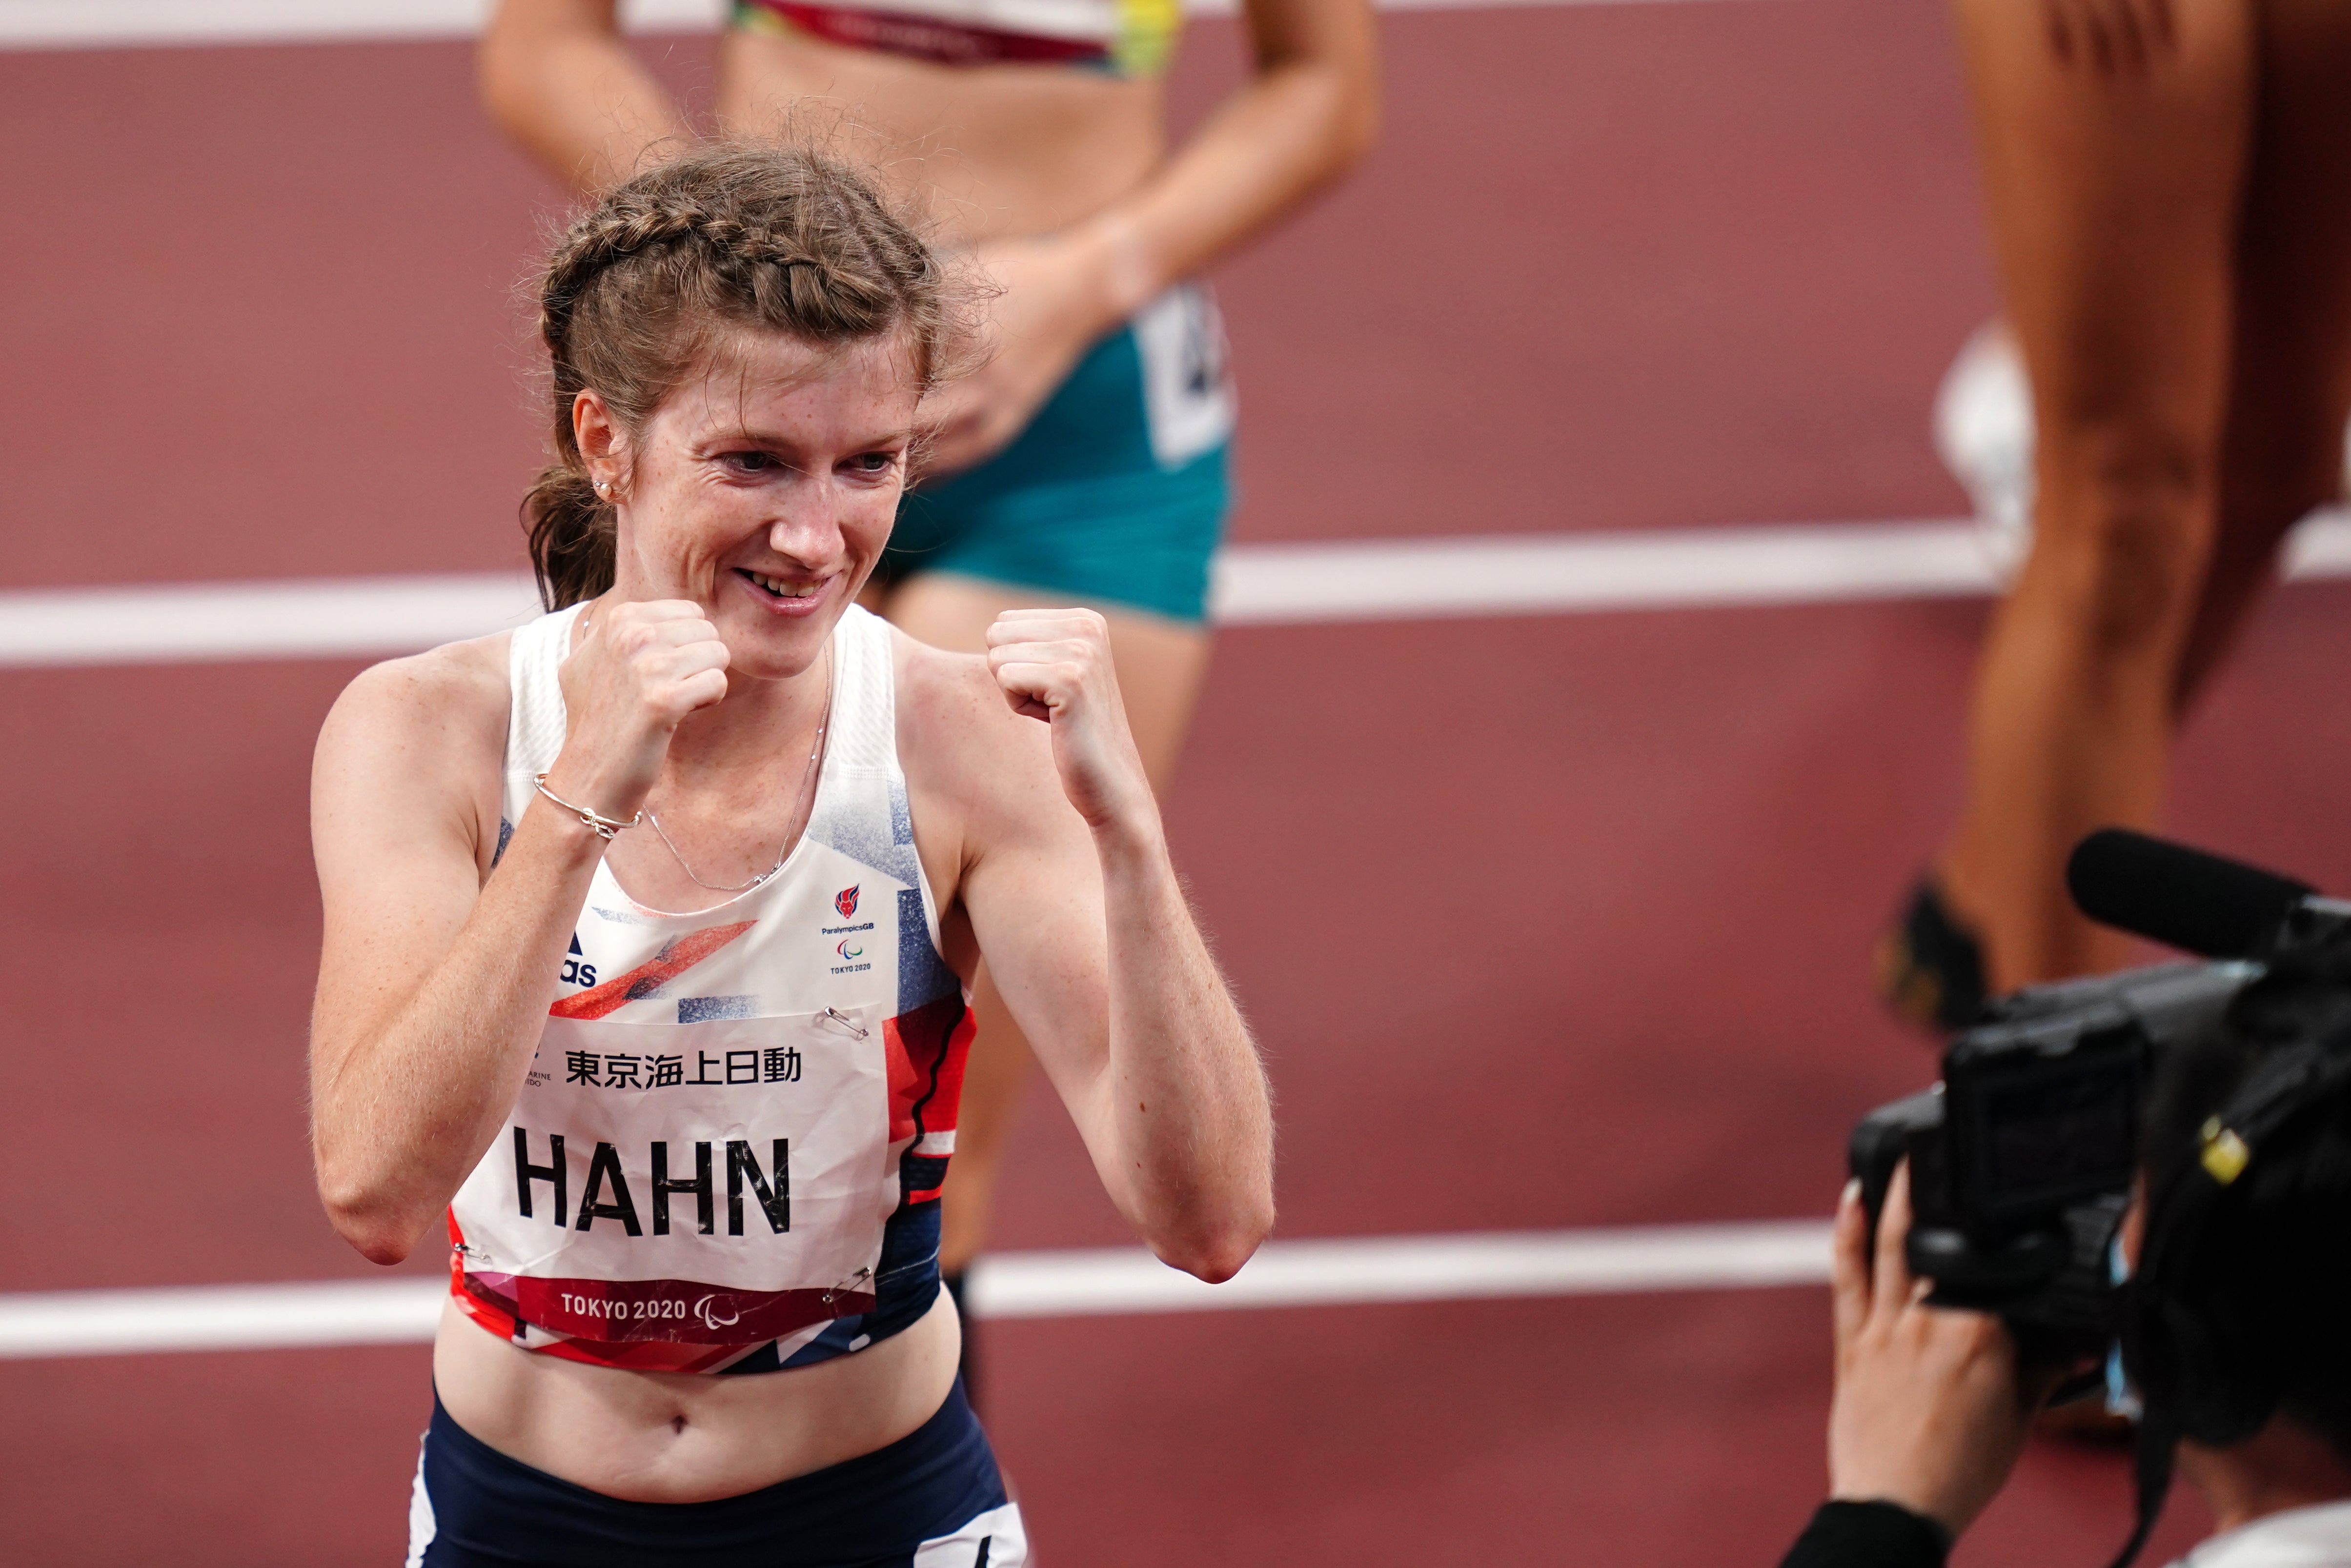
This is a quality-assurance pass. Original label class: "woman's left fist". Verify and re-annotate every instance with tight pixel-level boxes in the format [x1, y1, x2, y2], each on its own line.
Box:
[985, 608, 1155, 832]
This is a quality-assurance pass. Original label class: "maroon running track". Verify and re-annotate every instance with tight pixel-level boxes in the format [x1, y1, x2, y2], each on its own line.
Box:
[6, 1, 2344, 1562]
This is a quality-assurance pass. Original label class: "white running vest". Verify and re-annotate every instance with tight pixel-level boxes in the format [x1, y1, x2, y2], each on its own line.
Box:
[446, 603, 972, 1376]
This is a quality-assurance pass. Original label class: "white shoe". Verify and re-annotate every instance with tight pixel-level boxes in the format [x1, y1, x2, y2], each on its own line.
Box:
[1932, 321, 2351, 575]
[1932, 320, 2034, 578]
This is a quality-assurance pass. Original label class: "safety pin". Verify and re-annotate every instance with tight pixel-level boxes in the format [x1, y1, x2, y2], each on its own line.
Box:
[821, 1266, 874, 1306]
[823, 1006, 869, 1039]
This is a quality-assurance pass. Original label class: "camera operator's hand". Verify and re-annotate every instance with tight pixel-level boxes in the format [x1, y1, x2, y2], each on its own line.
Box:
[1826, 1165, 2043, 1539]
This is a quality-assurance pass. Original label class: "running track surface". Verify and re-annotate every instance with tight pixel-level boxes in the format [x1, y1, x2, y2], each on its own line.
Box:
[8, 2, 2348, 1562]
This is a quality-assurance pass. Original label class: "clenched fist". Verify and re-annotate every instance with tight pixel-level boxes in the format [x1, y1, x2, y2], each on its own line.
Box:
[546, 598, 730, 823]
[985, 608, 1155, 834]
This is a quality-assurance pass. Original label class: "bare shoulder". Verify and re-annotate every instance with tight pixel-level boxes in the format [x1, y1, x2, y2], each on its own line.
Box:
[316, 631, 512, 789]
[893, 630, 1002, 741]
[890, 626, 1060, 812]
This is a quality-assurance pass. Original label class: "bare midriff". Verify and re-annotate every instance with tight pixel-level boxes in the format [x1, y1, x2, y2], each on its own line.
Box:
[433, 1290, 962, 1501]
[716, 27, 1167, 242]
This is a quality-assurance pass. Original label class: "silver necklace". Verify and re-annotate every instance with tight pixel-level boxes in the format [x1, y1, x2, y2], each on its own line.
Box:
[643, 643, 833, 895]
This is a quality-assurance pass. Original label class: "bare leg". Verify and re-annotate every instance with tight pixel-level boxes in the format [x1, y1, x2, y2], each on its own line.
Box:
[2169, 0, 2351, 707]
[879, 572, 1211, 1272]
[1940, 0, 2255, 990]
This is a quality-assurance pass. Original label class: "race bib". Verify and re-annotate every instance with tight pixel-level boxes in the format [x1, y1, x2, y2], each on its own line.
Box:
[449, 1003, 892, 1345]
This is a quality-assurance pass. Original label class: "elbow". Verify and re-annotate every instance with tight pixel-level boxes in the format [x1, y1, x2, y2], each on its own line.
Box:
[348, 1232, 416, 1269]
[317, 1173, 428, 1268]
[1156, 1197, 1276, 1286]
[1160, 1229, 1267, 1287]
[327, 1204, 424, 1269]
[1173, 1241, 1256, 1287]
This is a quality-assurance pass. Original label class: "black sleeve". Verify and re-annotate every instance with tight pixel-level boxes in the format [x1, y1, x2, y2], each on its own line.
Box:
[1777, 1501, 1953, 1568]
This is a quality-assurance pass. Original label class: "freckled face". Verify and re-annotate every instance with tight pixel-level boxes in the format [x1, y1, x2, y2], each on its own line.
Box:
[596, 334, 920, 683]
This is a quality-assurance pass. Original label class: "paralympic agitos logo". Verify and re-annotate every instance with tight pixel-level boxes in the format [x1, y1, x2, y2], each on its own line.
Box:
[693, 1293, 745, 1332]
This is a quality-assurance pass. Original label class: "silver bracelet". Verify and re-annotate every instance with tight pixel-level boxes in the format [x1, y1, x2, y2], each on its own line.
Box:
[532, 773, 641, 841]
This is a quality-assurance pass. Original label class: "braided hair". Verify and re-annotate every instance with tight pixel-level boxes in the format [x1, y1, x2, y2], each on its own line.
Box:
[523, 144, 969, 609]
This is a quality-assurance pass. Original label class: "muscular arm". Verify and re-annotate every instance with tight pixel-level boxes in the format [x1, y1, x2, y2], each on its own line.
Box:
[308, 647, 608, 1265]
[923, 0, 1377, 466]
[908, 623, 1274, 1281]
[310, 603, 730, 1265]
[1080, 0, 1379, 318]
[1119, 0, 1380, 278]
[972, 767, 1272, 1280]
[479, 0, 691, 195]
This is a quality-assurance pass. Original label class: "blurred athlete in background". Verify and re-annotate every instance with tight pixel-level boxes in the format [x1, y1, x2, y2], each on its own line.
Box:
[480, 0, 1376, 1383]
[1881, 0, 2351, 1028]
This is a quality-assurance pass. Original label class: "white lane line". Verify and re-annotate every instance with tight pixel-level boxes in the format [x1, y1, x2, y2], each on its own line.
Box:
[0, 0, 696, 49]
[1215, 519, 1998, 625]
[971, 1219, 1833, 1318]
[7, 510, 2351, 668]
[0, 0, 1777, 51]
[1213, 507, 2351, 623]
[0, 1220, 1831, 1359]
[0, 569, 546, 669]
[0, 1278, 455, 1360]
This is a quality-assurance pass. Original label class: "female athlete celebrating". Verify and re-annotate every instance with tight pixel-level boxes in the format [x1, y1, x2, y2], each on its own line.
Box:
[307, 146, 1272, 1566]
[479, 0, 1374, 1352]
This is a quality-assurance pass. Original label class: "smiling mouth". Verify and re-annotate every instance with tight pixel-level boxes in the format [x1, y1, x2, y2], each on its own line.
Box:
[737, 568, 825, 602]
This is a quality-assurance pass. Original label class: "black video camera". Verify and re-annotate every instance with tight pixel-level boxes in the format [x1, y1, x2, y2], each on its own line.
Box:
[1849, 830, 2349, 1367]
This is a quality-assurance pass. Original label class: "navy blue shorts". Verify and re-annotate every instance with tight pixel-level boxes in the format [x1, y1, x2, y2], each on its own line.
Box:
[406, 1381, 1024, 1567]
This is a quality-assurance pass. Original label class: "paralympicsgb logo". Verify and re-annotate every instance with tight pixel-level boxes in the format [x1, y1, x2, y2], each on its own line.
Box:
[834, 885, 859, 919]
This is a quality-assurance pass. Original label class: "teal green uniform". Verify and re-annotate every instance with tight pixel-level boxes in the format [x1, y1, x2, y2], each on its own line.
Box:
[883, 283, 1235, 625]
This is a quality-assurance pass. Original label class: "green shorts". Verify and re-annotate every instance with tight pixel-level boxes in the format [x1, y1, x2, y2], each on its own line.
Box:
[884, 283, 1236, 625]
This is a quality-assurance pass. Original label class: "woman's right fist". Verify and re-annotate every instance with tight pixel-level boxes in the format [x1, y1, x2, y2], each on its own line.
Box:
[547, 598, 730, 818]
